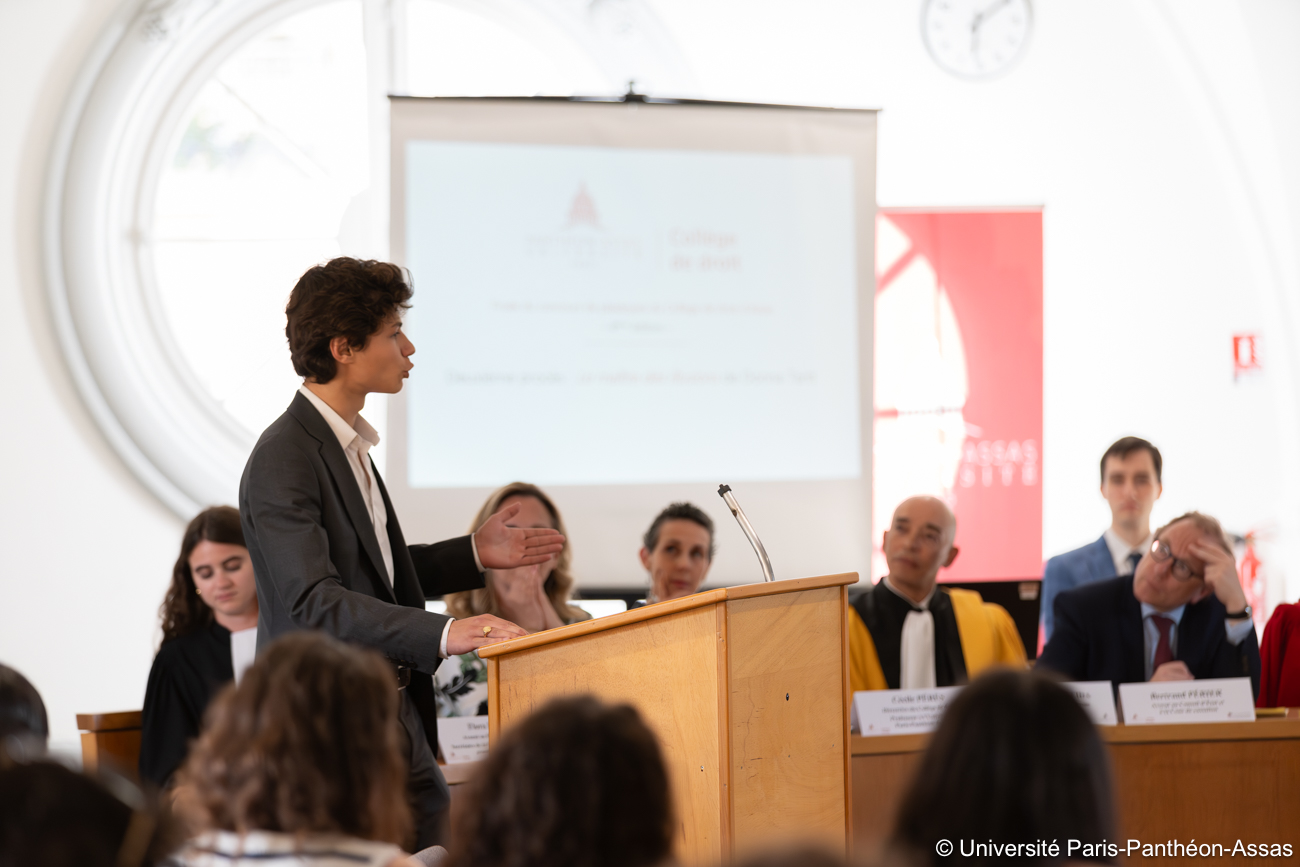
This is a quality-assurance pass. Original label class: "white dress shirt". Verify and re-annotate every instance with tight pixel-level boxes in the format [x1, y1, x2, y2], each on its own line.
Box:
[230, 627, 258, 685]
[1103, 528, 1153, 576]
[298, 385, 464, 658]
[882, 578, 939, 689]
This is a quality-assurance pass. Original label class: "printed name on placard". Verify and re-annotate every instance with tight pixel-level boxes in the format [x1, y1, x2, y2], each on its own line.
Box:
[1118, 677, 1255, 725]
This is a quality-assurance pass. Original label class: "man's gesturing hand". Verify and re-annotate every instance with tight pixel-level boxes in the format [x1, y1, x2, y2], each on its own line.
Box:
[473, 501, 565, 569]
[446, 614, 528, 656]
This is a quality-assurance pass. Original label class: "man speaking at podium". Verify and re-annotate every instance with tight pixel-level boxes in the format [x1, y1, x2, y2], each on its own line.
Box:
[848, 496, 1027, 691]
[239, 258, 565, 847]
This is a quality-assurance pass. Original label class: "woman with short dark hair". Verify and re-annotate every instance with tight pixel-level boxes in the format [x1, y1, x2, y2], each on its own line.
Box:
[139, 506, 258, 788]
[169, 632, 419, 867]
[446, 695, 673, 867]
[889, 668, 1117, 866]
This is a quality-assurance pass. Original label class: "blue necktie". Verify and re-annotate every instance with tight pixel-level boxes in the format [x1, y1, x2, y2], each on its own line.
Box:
[1127, 551, 1142, 574]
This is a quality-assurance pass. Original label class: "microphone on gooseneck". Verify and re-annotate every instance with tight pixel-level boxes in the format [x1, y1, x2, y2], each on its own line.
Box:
[717, 484, 776, 584]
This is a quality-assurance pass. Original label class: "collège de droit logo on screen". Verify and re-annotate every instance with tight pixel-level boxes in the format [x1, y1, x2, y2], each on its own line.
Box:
[525, 181, 641, 266]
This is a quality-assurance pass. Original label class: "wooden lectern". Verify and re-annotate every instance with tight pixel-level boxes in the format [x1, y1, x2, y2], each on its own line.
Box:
[477, 572, 856, 864]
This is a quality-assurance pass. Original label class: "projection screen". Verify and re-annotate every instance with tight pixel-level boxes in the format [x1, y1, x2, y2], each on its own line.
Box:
[389, 96, 876, 590]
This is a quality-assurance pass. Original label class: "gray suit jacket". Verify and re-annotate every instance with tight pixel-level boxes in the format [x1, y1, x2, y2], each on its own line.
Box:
[239, 391, 485, 753]
[1040, 535, 1114, 639]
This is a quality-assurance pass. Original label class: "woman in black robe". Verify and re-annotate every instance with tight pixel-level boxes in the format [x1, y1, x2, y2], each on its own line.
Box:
[139, 506, 258, 788]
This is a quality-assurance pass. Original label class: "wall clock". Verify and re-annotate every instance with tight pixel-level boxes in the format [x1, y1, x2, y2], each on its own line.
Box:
[922, 0, 1033, 80]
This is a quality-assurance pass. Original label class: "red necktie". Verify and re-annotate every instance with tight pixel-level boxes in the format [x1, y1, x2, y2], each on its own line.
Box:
[1151, 615, 1175, 673]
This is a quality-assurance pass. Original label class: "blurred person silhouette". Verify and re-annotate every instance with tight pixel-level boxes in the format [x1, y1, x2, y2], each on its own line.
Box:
[0, 663, 48, 761]
[888, 669, 1116, 867]
[140, 506, 259, 788]
[731, 846, 847, 867]
[437, 483, 588, 720]
[169, 631, 424, 867]
[1258, 599, 1300, 707]
[0, 759, 181, 867]
[633, 502, 715, 607]
[1040, 437, 1163, 640]
[445, 695, 672, 867]
[849, 496, 1025, 691]
[1039, 512, 1260, 698]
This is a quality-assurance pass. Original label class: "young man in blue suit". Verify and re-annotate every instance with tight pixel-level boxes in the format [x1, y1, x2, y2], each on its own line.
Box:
[1038, 511, 1259, 698]
[1040, 436, 1163, 640]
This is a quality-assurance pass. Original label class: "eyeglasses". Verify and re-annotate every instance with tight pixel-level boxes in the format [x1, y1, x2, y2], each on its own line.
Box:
[1148, 538, 1202, 581]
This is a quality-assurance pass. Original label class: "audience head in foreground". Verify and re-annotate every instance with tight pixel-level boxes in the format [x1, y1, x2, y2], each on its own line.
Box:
[140, 505, 259, 788]
[1040, 435, 1164, 639]
[1038, 511, 1261, 697]
[848, 496, 1026, 691]
[0, 663, 48, 760]
[890, 669, 1116, 867]
[171, 631, 419, 867]
[447, 695, 672, 867]
[0, 760, 179, 867]
[639, 502, 715, 603]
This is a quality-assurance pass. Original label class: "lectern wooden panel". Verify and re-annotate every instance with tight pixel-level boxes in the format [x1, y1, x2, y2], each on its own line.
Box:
[479, 573, 856, 865]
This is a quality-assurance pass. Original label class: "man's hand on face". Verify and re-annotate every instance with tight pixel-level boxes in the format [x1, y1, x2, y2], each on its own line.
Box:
[1151, 660, 1194, 682]
[1191, 539, 1247, 613]
[446, 614, 528, 655]
[474, 501, 565, 569]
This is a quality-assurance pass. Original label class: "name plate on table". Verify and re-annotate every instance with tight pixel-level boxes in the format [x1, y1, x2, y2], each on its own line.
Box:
[437, 715, 490, 763]
[1118, 677, 1256, 725]
[852, 687, 962, 736]
[1064, 681, 1118, 726]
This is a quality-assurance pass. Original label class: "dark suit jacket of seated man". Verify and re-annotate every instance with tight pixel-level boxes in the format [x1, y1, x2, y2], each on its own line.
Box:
[1038, 511, 1260, 698]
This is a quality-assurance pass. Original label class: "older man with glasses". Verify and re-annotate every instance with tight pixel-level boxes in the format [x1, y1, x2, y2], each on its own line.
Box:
[1038, 512, 1260, 698]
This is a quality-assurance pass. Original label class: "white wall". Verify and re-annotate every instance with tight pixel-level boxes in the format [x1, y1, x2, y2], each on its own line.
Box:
[0, 0, 186, 753]
[651, 0, 1300, 599]
[2, 0, 1299, 750]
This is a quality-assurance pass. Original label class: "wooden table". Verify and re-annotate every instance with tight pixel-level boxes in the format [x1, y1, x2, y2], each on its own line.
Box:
[852, 718, 1300, 864]
[446, 718, 1300, 863]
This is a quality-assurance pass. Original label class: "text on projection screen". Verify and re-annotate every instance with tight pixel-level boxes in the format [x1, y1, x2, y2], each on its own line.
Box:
[404, 141, 861, 488]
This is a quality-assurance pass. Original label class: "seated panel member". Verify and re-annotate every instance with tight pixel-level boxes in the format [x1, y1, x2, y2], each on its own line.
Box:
[1041, 436, 1163, 640]
[635, 503, 715, 607]
[1258, 601, 1300, 707]
[849, 496, 1027, 691]
[437, 483, 589, 719]
[1038, 511, 1261, 697]
[140, 506, 258, 788]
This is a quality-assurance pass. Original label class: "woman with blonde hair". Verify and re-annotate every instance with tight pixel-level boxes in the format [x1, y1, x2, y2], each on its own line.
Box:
[169, 631, 422, 867]
[437, 483, 589, 719]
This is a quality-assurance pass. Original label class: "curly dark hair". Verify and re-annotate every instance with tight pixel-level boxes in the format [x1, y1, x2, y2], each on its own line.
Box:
[177, 632, 411, 847]
[285, 257, 413, 384]
[158, 506, 245, 644]
[890, 669, 1116, 867]
[447, 695, 672, 867]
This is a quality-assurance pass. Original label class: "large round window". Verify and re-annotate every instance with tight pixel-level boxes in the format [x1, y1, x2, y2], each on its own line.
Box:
[48, 0, 693, 515]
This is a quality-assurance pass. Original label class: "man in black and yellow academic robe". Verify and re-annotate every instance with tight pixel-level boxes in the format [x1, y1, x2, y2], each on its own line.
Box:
[849, 496, 1026, 691]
